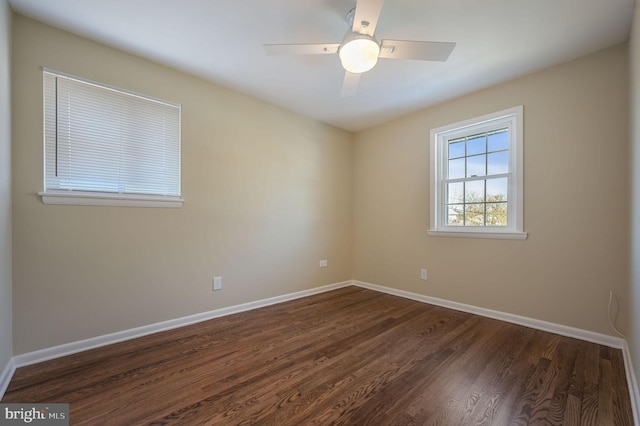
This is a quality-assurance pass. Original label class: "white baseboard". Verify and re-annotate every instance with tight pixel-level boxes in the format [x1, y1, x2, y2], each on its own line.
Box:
[11, 280, 626, 365]
[4, 278, 639, 423]
[0, 357, 15, 398]
[353, 280, 625, 348]
[12, 280, 352, 369]
[353, 280, 639, 424]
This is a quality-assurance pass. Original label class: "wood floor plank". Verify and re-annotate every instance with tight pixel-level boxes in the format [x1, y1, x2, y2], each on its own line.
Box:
[2, 286, 634, 425]
[581, 343, 603, 425]
[546, 339, 580, 425]
[564, 341, 588, 425]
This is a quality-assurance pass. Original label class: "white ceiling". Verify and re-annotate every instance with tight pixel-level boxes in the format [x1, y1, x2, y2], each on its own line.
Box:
[8, 0, 635, 132]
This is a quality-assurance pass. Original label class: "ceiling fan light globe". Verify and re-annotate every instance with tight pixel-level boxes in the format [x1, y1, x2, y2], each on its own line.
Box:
[339, 37, 380, 74]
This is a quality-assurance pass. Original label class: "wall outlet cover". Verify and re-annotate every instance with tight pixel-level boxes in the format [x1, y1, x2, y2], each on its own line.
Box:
[213, 276, 222, 290]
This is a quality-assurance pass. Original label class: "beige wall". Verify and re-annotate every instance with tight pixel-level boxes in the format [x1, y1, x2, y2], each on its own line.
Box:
[353, 44, 630, 336]
[630, 1, 640, 398]
[0, 0, 12, 372]
[8, 10, 634, 362]
[11, 15, 353, 355]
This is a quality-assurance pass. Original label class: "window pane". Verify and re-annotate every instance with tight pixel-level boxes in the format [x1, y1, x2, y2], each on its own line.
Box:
[488, 129, 508, 152]
[465, 203, 485, 226]
[486, 177, 508, 202]
[486, 202, 508, 226]
[465, 180, 485, 203]
[447, 182, 464, 204]
[466, 154, 486, 177]
[448, 140, 465, 159]
[487, 151, 508, 175]
[467, 134, 486, 156]
[447, 204, 464, 226]
[448, 157, 465, 179]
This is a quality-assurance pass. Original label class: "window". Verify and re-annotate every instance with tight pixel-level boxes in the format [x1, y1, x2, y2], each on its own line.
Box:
[40, 69, 183, 208]
[429, 106, 526, 239]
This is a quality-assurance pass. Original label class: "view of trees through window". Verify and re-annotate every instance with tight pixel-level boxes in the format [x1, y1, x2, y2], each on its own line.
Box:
[445, 128, 509, 227]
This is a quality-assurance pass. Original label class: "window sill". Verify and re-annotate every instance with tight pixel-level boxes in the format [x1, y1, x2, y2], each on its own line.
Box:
[428, 229, 528, 240]
[39, 191, 184, 208]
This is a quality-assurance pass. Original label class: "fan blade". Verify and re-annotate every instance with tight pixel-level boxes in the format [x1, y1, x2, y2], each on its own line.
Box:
[352, 0, 384, 36]
[264, 43, 340, 55]
[379, 40, 456, 61]
[340, 71, 361, 97]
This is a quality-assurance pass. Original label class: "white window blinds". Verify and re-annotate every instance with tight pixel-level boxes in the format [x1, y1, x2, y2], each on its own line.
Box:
[42, 69, 182, 207]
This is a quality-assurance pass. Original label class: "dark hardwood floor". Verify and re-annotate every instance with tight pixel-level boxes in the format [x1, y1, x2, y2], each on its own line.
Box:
[3, 286, 634, 425]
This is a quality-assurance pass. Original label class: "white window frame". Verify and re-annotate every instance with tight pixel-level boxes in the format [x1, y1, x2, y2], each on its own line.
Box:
[429, 106, 526, 240]
[39, 69, 184, 208]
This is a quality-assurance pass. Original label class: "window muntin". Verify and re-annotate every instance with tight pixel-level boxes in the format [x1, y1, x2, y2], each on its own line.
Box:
[429, 106, 526, 239]
[41, 69, 183, 208]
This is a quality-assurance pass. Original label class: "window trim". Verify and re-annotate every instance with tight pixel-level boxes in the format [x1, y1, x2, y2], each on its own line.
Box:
[40, 68, 184, 208]
[429, 106, 527, 240]
[39, 191, 184, 208]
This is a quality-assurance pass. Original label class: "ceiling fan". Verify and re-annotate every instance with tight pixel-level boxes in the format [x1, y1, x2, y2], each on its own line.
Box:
[264, 0, 456, 96]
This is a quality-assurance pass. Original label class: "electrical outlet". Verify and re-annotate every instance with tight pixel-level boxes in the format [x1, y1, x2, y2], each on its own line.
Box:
[319, 259, 328, 268]
[421, 269, 428, 281]
[213, 276, 222, 291]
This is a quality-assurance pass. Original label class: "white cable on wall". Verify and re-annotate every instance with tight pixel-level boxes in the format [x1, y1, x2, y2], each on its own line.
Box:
[608, 290, 626, 339]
